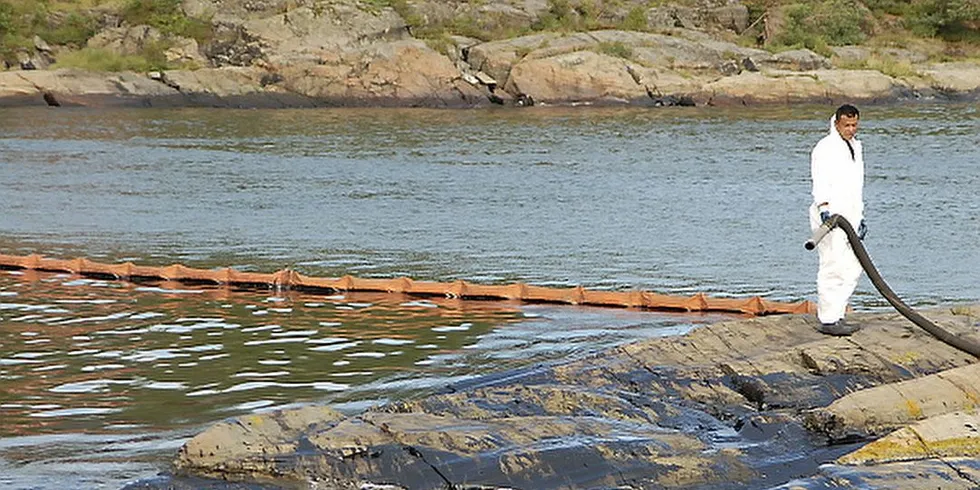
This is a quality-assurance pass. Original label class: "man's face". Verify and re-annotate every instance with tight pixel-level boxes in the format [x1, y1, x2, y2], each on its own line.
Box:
[835, 114, 859, 141]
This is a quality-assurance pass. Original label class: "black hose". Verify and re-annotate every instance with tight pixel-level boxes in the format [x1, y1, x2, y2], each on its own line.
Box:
[809, 214, 980, 359]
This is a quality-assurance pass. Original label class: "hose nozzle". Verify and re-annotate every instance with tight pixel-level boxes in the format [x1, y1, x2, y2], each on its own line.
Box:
[805, 215, 839, 250]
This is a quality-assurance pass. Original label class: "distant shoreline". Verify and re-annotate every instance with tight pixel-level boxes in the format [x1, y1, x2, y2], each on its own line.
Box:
[2, 67, 978, 110]
[3, 0, 979, 111]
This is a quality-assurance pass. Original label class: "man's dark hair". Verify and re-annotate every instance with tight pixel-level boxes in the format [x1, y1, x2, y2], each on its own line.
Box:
[836, 104, 860, 120]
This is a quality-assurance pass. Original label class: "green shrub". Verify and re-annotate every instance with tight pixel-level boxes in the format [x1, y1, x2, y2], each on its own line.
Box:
[775, 3, 818, 45]
[905, 0, 980, 38]
[0, 2, 13, 37]
[2, 1, 102, 63]
[121, 0, 212, 42]
[938, 26, 980, 43]
[576, 0, 604, 30]
[863, 0, 910, 16]
[596, 40, 632, 58]
[549, 0, 574, 23]
[815, 0, 870, 44]
[622, 6, 648, 31]
[39, 12, 97, 46]
[773, 0, 870, 51]
[533, 0, 579, 31]
[1, 1, 27, 63]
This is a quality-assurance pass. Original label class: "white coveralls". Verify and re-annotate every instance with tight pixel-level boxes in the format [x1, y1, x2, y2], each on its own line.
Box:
[809, 115, 865, 324]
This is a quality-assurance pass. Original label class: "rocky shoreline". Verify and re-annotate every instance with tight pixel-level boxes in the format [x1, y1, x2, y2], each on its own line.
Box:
[2, 0, 979, 109]
[3, 40, 978, 109]
[124, 304, 980, 489]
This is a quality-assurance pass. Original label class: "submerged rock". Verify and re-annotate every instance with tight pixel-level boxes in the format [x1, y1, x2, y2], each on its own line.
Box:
[127, 305, 980, 489]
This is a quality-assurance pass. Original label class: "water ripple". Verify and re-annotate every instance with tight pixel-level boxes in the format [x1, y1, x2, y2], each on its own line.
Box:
[1, 104, 975, 490]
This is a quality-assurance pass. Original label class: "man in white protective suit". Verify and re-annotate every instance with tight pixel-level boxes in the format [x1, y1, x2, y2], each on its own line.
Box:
[809, 104, 868, 336]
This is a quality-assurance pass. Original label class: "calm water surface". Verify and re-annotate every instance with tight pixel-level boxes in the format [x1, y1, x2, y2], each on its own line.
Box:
[0, 104, 977, 489]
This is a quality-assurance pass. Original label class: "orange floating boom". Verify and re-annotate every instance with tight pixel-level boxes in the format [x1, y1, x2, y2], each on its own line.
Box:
[0, 253, 815, 316]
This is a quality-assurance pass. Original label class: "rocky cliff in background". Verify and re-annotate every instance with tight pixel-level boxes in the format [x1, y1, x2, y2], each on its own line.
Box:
[0, 0, 978, 108]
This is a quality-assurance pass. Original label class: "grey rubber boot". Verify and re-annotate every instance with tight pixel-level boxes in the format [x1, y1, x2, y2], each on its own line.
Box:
[817, 320, 861, 336]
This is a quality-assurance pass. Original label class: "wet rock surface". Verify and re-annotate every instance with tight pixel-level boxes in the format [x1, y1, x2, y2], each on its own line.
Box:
[127, 305, 980, 489]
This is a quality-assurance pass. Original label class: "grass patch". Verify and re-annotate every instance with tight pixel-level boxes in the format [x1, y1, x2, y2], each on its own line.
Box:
[596, 40, 633, 59]
[532, 0, 635, 33]
[359, 0, 393, 14]
[514, 44, 534, 58]
[34, 0, 121, 9]
[832, 56, 869, 70]
[411, 12, 534, 42]
[51, 44, 170, 71]
[768, 37, 835, 58]
[422, 32, 455, 56]
[866, 55, 920, 77]
[933, 38, 980, 61]
[834, 53, 921, 78]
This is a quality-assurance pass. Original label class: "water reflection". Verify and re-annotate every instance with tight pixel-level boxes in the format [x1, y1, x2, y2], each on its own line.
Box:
[0, 269, 529, 437]
[0, 269, 716, 440]
[0, 267, 727, 489]
[1, 102, 976, 488]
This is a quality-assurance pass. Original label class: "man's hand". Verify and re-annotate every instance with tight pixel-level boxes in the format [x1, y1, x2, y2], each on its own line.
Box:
[820, 211, 831, 223]
[858, 220, 867, 240]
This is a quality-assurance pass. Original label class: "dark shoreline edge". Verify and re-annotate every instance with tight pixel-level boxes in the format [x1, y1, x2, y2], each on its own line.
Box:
[1, 86, 977, 110]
